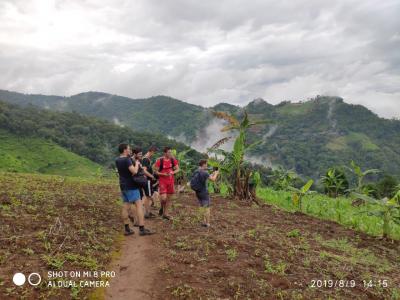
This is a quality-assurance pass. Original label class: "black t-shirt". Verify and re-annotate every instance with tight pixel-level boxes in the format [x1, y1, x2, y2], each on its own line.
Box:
[115, 156, 136, 190]
[197, 169, 210, 192]
[141, 157, 153, 177]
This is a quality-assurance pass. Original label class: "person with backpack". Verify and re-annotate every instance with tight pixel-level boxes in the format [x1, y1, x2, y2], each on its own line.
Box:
[190, 159, 219, 227]
[115, 143, 153, 236]
[132, 148, 157, 219]
[154, 147, 179, 220]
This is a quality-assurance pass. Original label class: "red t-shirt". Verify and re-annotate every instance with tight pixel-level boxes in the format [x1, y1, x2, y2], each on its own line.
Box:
[155, 157, 179, 183]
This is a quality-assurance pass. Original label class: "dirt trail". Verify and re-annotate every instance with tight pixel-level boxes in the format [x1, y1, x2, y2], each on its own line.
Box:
[104, 193, 400, 299]
[106, 223, 161, 300]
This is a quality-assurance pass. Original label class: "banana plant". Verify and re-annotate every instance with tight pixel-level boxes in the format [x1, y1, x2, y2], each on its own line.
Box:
[172, 149, 196, 186]
[321, 167, 349, 198]
[289, 179, 314, 211]
[208, 110, 269, 200]
[272, 167, 297, 191]
[352, 190, 400, 239]
[345, 161, 380, 194]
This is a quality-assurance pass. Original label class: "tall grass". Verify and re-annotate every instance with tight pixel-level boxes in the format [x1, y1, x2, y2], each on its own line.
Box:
[257, 187, 400, 240]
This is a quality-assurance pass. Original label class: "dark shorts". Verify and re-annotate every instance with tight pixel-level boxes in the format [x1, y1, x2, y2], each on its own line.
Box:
[121, 189, 141, 203]
[142, 180, 154, 197]
[195, 190, 210, 207]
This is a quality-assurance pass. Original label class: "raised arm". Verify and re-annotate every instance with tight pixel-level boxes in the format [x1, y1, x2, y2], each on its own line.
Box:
[128, 159, 139, 175]
[209, 170, 219, 182]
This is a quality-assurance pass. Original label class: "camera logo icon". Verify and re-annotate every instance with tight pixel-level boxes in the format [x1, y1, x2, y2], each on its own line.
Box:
[13, 273, 41, 286]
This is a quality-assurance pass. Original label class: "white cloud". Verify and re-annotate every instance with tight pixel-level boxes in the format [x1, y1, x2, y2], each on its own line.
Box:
[0, 0, 399, 117]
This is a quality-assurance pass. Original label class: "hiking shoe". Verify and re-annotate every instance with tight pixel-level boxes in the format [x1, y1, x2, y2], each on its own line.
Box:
[201, 223, 210, 228]
[162, 215, 172, 221]
[145, 212, 156, 219]
[124, 228, 135, 236]
[158, 207, 163, 216]
[139, 228, 154, 236]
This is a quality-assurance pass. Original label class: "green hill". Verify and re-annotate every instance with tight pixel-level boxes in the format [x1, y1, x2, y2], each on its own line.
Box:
[1, 90, 399, 178]
[0, 130, 104, 177]
[0, 100, 203, 171]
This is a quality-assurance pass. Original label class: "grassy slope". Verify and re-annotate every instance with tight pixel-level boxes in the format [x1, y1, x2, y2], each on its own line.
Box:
[0, 130, 105, 178]
[0, 172, 121, 299]
[258, 187, 400, 240]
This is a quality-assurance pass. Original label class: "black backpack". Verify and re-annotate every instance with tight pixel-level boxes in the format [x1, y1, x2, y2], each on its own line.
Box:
[190, 170, 203, 192]
[158, 157, 176, 172]
[132, 159, 147, 188]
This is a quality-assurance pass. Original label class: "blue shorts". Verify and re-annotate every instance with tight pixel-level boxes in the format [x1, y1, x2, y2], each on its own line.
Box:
[121, 189, 141, 203]
[195, 190, 210, 207]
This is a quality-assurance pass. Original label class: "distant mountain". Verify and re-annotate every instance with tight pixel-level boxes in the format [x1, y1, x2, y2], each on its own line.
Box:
[0, 90, 211, 139]
[0, 100, 203, 171]
[1, 89, 399, 178]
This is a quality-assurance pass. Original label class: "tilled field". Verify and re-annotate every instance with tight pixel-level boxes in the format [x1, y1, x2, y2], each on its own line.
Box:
[152, 193, 400, 299]
[0, 173, 121, 299]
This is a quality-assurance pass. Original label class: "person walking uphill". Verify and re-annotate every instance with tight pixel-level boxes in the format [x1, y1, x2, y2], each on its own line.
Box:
[115, 143, 153, 236]
[190, 159, 219, 227]
[154, 147, 179, 220]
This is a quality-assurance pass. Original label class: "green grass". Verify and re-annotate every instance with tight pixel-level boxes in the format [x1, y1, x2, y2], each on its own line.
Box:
[0, 130, 107, 178]
[326, 132, 379, 151]
[258, 187, 400, 240]
[276, 101, 315, 116]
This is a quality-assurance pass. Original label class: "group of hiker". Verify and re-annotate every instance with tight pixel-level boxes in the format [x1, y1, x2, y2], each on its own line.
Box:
[115, 143, 219, 236]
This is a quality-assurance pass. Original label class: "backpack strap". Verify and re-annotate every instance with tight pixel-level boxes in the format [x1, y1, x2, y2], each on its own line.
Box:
[159, 158, 164, 172]
[171, 157, 175, 168]
[159, 157, 176, 172]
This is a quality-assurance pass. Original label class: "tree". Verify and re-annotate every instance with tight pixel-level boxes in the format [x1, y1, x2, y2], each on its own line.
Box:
[271, 167, 297, 191]
[353, 189, 400, 239]
[345, 160, 380, 194]
[208, 110, 268, 201]
[172, 149, 196, 192]
[321, 167, 349, 198]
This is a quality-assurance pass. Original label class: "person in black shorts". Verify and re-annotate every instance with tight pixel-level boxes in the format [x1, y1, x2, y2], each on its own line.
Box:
[132, 148, 156, 219]
[115, 143, 152, 236]
[142, 146, 159, 208]
[190, 159, 219, 227]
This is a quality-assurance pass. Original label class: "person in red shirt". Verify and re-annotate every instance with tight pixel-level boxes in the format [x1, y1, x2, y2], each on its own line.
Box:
[154, 147, 179, 220]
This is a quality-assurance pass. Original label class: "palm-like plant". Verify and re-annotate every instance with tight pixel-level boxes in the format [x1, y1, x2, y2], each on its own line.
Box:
[345, 161, 380, 194]
[172, 149, 196, 191]
[321, 167, 349, 198]
[289, 179, 314, 211]
[352, 190, 400, 239]
[208, 110, 268, 201]
[271, 167, 297, 191]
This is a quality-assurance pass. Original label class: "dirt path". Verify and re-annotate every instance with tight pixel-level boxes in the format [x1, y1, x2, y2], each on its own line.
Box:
[104, 193, 400, 299]
[105, 221, 161, 300]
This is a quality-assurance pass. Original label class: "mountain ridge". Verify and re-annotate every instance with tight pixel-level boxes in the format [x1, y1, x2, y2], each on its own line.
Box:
[1, 89, 399, 178]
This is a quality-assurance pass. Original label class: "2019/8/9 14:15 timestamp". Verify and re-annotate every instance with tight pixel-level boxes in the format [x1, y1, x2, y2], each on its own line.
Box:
[363, 280, 389, 288]
[310, 279, 390, 289]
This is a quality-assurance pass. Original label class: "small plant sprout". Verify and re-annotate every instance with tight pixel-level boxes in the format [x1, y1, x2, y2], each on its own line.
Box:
[289, 179, 314, 211]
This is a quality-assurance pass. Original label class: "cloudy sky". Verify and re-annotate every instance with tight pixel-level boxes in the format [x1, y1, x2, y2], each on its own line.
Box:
[0, 0, 399, 118]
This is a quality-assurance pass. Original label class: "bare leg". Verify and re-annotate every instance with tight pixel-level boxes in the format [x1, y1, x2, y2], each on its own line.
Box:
[163, 194, 173, 217]
[152, 191, 160, 207]
[122, 203, 133, 225]
[160, 193, 167, 214]
[204, 207, 211, 226]
[143, 196, 151, 216]
[134, 199, 145, 226]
